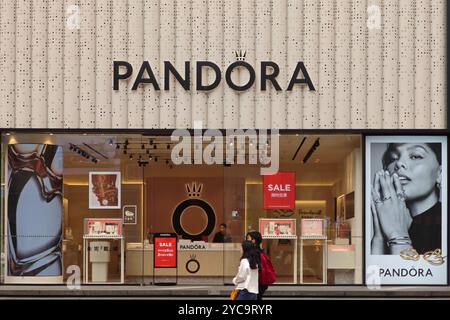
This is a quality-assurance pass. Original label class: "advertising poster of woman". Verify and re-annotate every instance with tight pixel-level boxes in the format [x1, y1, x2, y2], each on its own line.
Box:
[365, 136, 448, 285]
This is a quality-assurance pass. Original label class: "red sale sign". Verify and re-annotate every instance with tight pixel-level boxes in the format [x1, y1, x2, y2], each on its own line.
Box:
[263, 172, 295, 209]
[154, 235, 177, 268]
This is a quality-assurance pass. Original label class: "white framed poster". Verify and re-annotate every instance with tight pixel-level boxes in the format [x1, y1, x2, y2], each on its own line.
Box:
[89, 171, 121, 209]
[365, 136, 447, 285]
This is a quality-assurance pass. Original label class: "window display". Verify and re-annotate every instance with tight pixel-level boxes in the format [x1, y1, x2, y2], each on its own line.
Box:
[0, 132, 363, 286]
[259, 219, 296, 239]
[85, 219, 123, 237]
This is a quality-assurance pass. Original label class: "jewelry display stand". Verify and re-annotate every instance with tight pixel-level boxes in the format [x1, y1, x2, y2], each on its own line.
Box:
[262, 235, 298, 284]
[82, 218, 124, 284]
[83, 235, 124, 284]
[299, 235, 327, 284]
[299, 218, 327, 284]
[259, 218, 298, 284]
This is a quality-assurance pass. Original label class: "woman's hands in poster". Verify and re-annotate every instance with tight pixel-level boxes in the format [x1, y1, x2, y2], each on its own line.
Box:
[371, 170, 413, 254]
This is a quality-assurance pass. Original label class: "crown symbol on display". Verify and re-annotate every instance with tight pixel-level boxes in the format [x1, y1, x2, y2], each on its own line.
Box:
[235, 50, 246, 61]
[185, 182, 203, 198]
[190, 254, 197, 260]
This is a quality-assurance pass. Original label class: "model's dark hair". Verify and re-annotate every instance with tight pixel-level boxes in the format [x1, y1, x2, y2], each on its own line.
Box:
[246, 231, 263, 247]
[241, 240, 260, 270]
[382, 143, 442, 169]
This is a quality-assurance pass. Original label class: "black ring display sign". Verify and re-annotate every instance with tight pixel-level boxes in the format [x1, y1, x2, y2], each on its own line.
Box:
[172, 198, 216, 240]
[186, 257, 201, 274]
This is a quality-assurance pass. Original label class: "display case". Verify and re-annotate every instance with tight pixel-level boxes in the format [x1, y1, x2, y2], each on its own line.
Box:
[259, 218, 297, 284]
[299, 218, 327, 284]
[83, 218, 124, 284]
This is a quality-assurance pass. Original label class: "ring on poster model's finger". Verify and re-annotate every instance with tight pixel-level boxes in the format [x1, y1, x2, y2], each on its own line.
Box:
[373, 197, 383, 204]
[396, 192, 406, 202]
[382, 195, 392, 201]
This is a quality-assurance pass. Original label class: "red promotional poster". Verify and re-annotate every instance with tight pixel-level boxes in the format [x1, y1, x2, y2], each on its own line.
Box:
[263, 172, 295, 209]
[154, 235, 177, 268]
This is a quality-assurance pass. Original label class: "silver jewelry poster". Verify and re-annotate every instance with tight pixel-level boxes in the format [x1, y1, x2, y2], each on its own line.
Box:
[7, 144, 63, 279]
[365, 136, 447, 285]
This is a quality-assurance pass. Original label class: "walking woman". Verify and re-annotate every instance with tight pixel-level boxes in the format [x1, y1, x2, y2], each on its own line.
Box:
[232, 240, 260, 300]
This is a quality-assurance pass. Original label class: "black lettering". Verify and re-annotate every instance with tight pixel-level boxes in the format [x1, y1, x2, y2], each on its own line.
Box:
[409, 268, 418, 277]
[196, 61, 221, 91]
[261, 61, 282, 91]
[165, 61, 190, 90]
[113, 61, 133, 90]
[287, 62, 316, 91]
[226, 61, 256, 91]
[131, 61, 160, 90]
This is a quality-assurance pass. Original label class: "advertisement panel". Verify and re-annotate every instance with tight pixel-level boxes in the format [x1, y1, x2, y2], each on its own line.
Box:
[7, 144, 63, 278]
[154, 234, 178, 268]
[365, 136, 448, 285]
[263, 172, 295, 209]
[89, 171, 121, 209]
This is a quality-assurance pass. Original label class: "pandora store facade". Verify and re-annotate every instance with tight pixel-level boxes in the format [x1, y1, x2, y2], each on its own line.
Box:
[0, 0, 447, 287]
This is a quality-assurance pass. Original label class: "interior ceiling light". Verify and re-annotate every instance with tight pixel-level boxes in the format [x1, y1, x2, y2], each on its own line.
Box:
[68, 143, 98, 163]
[302, 138, 320, 164]
[292, 136, 307, 161]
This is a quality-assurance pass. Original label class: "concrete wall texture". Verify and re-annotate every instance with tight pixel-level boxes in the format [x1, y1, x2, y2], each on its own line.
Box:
[0, 0, 446, 129]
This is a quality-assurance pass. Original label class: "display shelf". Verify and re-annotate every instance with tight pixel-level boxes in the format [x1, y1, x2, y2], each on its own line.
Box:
[262, 235, 297, 240]
[83, 235, 124, 240]
[300, 235, 327, 240]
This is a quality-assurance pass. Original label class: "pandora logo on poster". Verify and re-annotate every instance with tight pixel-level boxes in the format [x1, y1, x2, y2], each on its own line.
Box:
[113, 60, 315, 92]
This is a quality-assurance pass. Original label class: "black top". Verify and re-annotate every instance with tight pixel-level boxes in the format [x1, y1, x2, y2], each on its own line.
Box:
[212, 232, 231, 243]
[409, 202, 441, 254]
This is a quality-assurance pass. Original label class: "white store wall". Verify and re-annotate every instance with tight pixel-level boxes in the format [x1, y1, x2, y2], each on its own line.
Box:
[0, 0, 446, 129]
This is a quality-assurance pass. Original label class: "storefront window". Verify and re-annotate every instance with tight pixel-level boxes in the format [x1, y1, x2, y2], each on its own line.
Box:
[1, 131, 363, 285]
[1, 140, 5, 283]
[224, 134, 363, 285]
